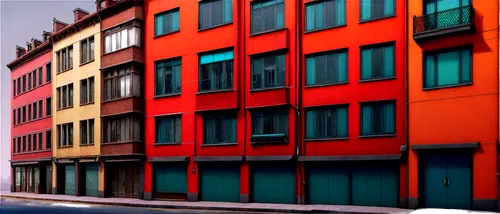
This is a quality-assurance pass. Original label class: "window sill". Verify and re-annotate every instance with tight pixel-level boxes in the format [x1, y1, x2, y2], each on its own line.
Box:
[79, 143, 95, 147]
[13, 82, 51, 99]
[154, 30, 180, 39]
[196, 89, 234, 95]
[423, 82, 472, 91]
[79, 59, 95, 67]
[358, 76, 396, 83]
[57, 145, 74, 149]
[251, 141, 288, 145]
[305, 82, 349, 88]
[305, 137, 350, 142]
[359, 134, 396, 139]
[57, 68, 73, 75]
[102, 141, 142, 145]
[201, 142, 238, 147]
[13, 115, 51, 127]
[102, 96, 136, 104]
[250, 28, 287, 37]
[80, 102, 95, 107]
[57, 106, 74, 111]
[198, 22, 233, 32]
[304, 24, 347, 34]
[359, 14, 397, 24]
[154, 93, 181, 99]
[13, 149, 51, 156]
[154, 142, 182, 146]
[249, 86, 286, 93]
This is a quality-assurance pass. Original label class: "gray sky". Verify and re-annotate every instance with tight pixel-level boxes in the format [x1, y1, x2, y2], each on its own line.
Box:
[0, 0, 96, 180]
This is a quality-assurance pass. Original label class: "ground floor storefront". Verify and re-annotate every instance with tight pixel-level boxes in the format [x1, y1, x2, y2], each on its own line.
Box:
[53, 157, 99, 197]
[11, 159, 52, 194]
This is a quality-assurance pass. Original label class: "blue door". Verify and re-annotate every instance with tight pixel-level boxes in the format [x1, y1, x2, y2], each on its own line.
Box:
[251, 163, 296, 204]
[351, 162, 399, 207]
[64, 164, 76, 195]
[85, 164, 98, 197]
[307, 164, 350, 205]
[200, 163, 240, 202]
[422, 152, 472, 209]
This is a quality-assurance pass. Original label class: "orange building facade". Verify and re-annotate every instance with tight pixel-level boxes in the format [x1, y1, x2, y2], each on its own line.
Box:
[408, 0, 499, 211]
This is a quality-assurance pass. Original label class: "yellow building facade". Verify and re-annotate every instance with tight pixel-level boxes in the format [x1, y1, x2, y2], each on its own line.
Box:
[51, 13, 103, 196]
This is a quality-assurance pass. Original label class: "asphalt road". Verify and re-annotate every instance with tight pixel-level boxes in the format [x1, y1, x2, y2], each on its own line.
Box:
[0, 198, 273, 214]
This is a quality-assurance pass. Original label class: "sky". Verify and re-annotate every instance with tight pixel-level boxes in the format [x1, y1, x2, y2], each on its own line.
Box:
[0, 0, 96, 180]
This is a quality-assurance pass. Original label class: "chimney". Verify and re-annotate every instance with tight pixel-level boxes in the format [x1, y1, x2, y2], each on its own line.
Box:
[26, 42, 32, 51]
[53, 18, 68, 32]
[15, 46, 26, 58]
[73, 8, 89, 22]
[42, 31, 51, 42]
[31, 38, 42, 48]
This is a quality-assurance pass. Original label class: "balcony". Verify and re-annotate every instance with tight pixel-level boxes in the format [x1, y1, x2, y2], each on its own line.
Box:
[413, 5, 475, 42]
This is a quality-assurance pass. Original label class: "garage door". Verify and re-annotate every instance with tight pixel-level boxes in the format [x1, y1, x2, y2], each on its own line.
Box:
[251, 163, 295, 204]
[155, 164, 187, 199]
[351, 162, 398, 207]
[200, 163, 240, 202]
[64, 164, 76, 195]
[307, 164, 349, 205]
[85, 164, 98, 197]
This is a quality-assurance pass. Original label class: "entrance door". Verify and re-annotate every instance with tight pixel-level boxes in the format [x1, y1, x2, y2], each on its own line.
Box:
[109, 163, 140, 198]
[307, 164, 350, 205]
[64, 164, 76, 195]
[84, 164, 99, 197]
[351, 162, 399, 207]
[200, 163, 240, 202]
[421, 152, 472, 209]
[46, 166, 52, 194]
[155, 163, 187, 200]
[251, 163, 296, 204]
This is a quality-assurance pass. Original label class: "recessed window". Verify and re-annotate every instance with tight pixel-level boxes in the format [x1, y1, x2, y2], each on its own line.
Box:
[38, 100, 42, 118]
[38, 133, 43, 151]
[80, 36, 95, 64]
[360, 101, 395, 136]
[46, 62, 52, 82]
[251, 52, 285, 90]
[203, 112, 236, 144]
[103, 116, 142, 143]
[306, 49, 348, 86]
[360, 0, 395, 21]
[80, 77, 95, 105]
[80, 119, 94, 145]
[199, 50, 234, 92]
[306, 0, 346, 32]
[155, 8, 180, 36]
[46, 130, 52, 149]
[360, 43, 395, 81]
[57, 123, 73, 147]
[156, 115, 181, 144]
[251, 108, 288, 142]
[423, 46, 471, 89]
[306, 106, 348, 139]
[56, 45, 73, 73]
[56, 83, 73, 110]
[199, 0, 233, 30]
[251, 0, 284, 34]
[104, 26, 141, 54]
[38, 67, 42, 86]
[46, 98, 52, 116]
[155, 58, 181, 96]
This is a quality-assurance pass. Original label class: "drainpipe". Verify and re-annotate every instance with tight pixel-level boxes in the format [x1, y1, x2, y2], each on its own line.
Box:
[294, 0, 304, 204]
[497, 2, 500, 211]
[242, 0, 246, 162]
[405, 0, 410, 208]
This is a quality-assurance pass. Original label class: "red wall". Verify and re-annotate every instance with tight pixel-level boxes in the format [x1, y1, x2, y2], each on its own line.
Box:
[11, 51, 53, 162]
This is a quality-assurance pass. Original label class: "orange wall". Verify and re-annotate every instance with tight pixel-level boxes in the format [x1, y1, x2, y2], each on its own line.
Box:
[408, 0, 499, 200]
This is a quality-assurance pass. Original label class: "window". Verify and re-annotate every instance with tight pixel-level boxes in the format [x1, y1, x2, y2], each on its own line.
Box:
[306, 50, 348, 86]
[199, 50, 233, 92]
[33, 134, 37, 151]
[155, 58, 181, 95]
[17, 137, 21, 153]
[13, 80, 16, 97]
[251, 108, 288, 142]
[17, 108, 21, 124]
[56, 45, 73, 73]
[306, 106, 348, 139]
[104, 26, 141, 54]
[33, 102, 37, 119]
[251, 0, 284, 34]
[80, 119, 94, 145]
[360, 0, 395, 21]
[360, 101, 395, 136]
[57, 123, 73, 147]
[38, 68, 42, 85]
[424, 46, 471, 89]
[103, 116, 142, 143]
[155, 115, 181, 144]
[80, 77, 95, 105]
[155, 8, 180, 36]
[57, 83, 73, 109]
[33, 70, 37, 88]
[22, 75, 26, 92]
[46, 130, 51, 149]
[13, 110, 16, 125]
[22, 136, 26, 152]
[203, 112, 236, 144]
[80, 36, 94, 64]
[46, 62, 52, 82]
[361, 43, 395, 80]
[199, 0, 233, 30]
[305, 0, 346, 31]
[13, 138, 16, 154]
[28, 105, 31, 121]
[28, 135, 31, 151]
[46, 98, 52, 116]
[22, 106, 26, 123]
[17, 78, 21, 95]
[104, 67, 140, 100]
[28, 73, 32, 90]
[251, 52, 285, 89]
[38, 133, 43, 151]
[38, 100, 42, 118]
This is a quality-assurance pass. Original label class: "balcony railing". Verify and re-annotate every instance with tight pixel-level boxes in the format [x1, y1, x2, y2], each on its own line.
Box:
[413, 5, 474, 38]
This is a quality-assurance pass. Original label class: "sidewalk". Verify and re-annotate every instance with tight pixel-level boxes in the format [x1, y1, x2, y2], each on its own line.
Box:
[0, 191, 413, 214]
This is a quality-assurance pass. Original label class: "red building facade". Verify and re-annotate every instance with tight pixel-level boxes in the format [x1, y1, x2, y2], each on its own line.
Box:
[8, 33, 53, 194]
[144, 0, 406, 206]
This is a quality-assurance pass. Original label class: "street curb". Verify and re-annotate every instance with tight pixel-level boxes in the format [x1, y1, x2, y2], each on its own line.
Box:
[0, 195, 399, 214]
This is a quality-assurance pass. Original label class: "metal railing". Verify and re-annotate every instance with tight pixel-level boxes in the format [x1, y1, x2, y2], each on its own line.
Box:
[413, 5, 474, 34]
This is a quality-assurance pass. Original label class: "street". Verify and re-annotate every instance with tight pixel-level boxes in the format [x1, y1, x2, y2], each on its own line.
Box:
[0, 198, 274, 214]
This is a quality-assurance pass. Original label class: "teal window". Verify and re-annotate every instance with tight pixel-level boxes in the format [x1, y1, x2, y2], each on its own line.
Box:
[199, 50, 234, 92]
[203, 112, 236, 144]
[423, 0, 471, 29]
[424, 0, 469, 14]
[251, 52, 285, 89]
[155, 58, 181, 96]
[360, 101, 395, 136]
[155, 8, 180, 36]
[251, 108, 288, 142]
[156, 115, 181, 144]
[361, 43, 395, 80]
[424, 46, 471, 89]
[305, 0, 346, 31]
[251, 0, 284, 34]
[306, 50, 348, 86]
[199, 0, 233, 30]
[306, 106, 348, 139]
[360, 0, 395, 21]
